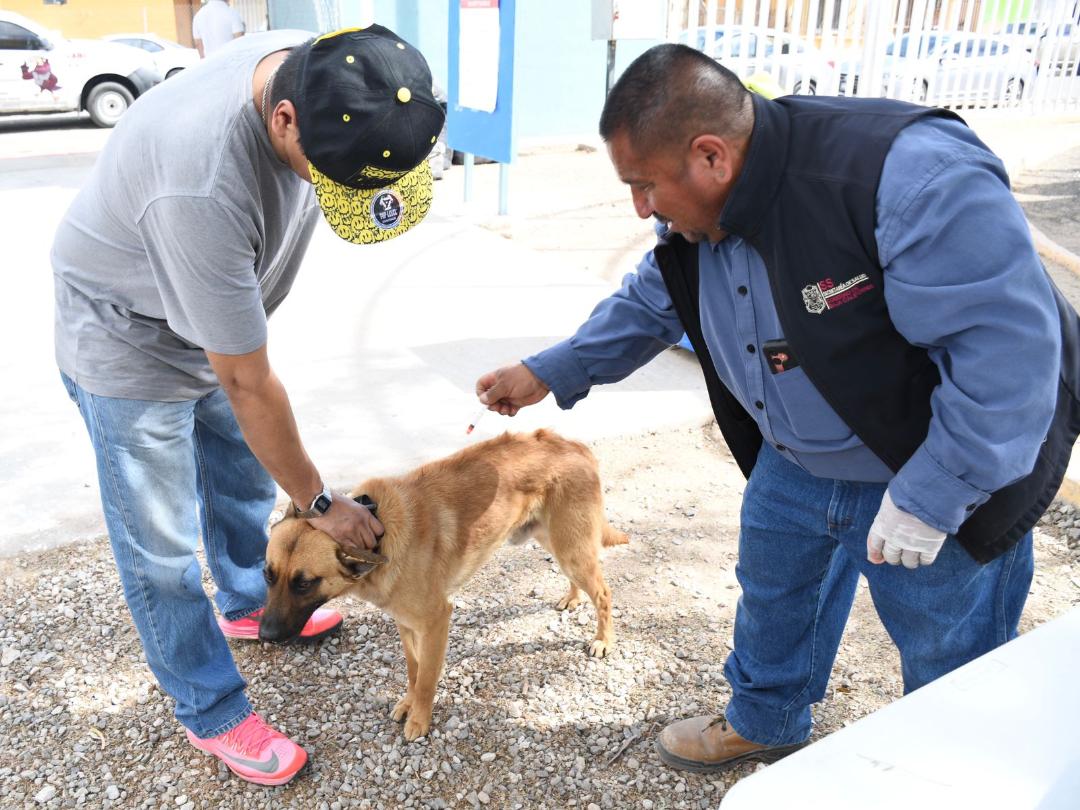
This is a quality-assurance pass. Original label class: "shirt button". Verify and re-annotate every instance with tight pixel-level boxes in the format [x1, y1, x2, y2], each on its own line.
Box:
[966, 503, 978, 512]
[737, 285, 748, 296]
[776, 444, 787, 452]
[746, 344, 756, 353]
[754, 400, 764, 409]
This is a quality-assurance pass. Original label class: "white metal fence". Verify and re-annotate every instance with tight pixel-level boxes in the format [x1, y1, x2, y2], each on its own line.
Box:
[233, 0, 270, 34]
[667, 0, 1080, 113]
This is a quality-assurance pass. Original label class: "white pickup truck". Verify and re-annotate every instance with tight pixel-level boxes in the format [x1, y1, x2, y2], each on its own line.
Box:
[0, 10, 161, 127]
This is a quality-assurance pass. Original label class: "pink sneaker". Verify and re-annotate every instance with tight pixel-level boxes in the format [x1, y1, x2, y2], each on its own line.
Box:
[186, 713, 307, 786]
[218, 607, 342, 641]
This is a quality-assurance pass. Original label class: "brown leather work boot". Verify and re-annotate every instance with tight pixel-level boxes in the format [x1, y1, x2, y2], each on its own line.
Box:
[655, 715, 808, 773]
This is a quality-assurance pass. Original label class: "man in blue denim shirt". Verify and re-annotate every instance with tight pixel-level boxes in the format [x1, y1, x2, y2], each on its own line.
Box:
[476, 45, 1073, 774]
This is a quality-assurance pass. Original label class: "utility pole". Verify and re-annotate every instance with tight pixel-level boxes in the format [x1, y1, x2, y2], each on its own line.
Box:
[606, 38, 617, 95]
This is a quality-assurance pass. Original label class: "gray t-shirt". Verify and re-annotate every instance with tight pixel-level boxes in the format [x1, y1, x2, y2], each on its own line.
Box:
[53, 30, 318, 401]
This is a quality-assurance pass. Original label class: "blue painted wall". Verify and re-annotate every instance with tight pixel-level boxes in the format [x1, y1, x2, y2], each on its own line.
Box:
[512, 1, 659, 140]
[265, 0, 665, 142]
[267, 0, 319, 32]
[370, 0, 451, 92]
[350, 0, 663, 142]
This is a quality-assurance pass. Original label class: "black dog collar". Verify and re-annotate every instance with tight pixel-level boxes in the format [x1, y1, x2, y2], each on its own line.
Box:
[353, 494, 385, 551]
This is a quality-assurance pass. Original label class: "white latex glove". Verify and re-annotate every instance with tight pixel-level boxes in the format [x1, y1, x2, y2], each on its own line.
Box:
[867, 490, 947, 569]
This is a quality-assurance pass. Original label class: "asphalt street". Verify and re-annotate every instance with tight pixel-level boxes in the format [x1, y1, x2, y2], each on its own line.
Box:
[1014, 143, 1080, 259]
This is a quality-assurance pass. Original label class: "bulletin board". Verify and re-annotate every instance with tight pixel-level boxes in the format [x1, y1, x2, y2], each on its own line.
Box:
[446, 0, 516, 164]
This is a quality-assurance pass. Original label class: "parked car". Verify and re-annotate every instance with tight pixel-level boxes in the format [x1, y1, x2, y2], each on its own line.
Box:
[838, 32, 1035, 107]
[0, 10, 161, 126]
[678, 25, 838, 94]
[1002, 19, 1080, 76]
[103, 33, 199, 79]
[1033, 21, 1080, 76]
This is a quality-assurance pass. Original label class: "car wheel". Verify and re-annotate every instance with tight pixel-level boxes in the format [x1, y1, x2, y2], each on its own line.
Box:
[166, 68, 184, 79]
[792, 79, 817, 95]
[86, 82, 134, 128]
[1003, 78, 1024, 104]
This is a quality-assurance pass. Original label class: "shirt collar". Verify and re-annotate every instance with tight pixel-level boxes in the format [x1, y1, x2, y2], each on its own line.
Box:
[716, 94, 790, 241]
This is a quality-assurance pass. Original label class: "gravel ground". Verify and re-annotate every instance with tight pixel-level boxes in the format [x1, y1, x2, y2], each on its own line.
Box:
[2, 418, 1079, 809]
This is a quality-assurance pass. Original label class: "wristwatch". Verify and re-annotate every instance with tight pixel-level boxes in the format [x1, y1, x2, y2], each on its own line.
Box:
[294, 483, 333, 519]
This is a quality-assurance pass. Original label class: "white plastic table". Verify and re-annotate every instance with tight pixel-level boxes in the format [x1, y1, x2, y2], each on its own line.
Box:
[721, 606, 1080, 810]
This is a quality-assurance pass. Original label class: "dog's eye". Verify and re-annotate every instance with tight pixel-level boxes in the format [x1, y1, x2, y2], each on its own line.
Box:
[291, 576, 320, 594]
[263, 567, 276, 586]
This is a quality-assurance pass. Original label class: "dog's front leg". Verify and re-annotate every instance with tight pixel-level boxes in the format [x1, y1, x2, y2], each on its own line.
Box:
[391, 622, 419, 723]
[402, 601, 453, 742]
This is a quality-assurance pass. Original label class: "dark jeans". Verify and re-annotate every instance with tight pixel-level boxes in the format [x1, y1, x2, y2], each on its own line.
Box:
[723, 444, 1033, 746]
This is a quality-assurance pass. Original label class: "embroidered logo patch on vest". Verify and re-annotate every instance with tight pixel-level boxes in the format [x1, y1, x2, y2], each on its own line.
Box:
[802, 274, 874, 314]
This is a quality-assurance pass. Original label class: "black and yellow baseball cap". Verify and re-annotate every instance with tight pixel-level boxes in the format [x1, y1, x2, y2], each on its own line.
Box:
[297, 26, 446, 244]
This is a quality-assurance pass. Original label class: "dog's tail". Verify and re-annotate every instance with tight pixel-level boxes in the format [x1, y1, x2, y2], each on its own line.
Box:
[602, 523, 629, 547]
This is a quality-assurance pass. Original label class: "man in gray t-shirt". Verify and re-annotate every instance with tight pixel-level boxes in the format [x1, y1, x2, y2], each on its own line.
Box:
[53, 26, 444, 786]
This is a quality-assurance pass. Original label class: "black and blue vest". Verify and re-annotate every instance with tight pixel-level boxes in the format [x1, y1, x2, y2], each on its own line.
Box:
[654, 94, 1080, 563]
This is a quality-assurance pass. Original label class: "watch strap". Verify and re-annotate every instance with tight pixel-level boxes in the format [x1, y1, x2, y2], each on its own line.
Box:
[294, 483, 332, 519]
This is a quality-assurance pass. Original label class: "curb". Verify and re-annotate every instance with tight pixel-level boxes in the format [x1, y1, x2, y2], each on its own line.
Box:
[1029, 221, 1080, 276]
[1056, 478, 1080, 507]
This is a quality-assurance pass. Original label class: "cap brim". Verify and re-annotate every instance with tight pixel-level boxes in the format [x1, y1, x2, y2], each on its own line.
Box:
[310, 160, 433, 244]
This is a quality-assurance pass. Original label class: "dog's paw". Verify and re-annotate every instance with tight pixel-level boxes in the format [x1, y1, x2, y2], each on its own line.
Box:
[588, 638, 612, 658]
[391, 695, 413, 723]
[556, 593, 582, 611]
[403, 714, 431, 741]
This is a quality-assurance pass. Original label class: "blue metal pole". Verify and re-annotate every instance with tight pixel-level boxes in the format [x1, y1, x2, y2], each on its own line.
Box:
[498, 162, 510, 215]
[463, 152, 474, 203]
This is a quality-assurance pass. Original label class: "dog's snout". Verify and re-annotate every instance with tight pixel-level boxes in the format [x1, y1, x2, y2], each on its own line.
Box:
[257, 599, 324, 644]
[257, 611, 291, 643]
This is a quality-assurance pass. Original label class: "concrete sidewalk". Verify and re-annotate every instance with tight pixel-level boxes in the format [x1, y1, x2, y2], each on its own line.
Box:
[4, 110, 1080, 555]
[0, 148, 711, 556]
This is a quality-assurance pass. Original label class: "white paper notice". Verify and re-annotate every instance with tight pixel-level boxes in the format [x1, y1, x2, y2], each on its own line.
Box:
[458, 0, 500, 112]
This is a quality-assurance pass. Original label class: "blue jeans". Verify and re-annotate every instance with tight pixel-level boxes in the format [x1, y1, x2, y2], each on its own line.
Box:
[723, 443, 1033, 746]
[60, 372, 274, 738]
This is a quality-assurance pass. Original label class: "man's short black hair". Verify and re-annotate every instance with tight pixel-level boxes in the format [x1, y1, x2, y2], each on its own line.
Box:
[599, 43, 752, 154]
[269, 39, 315, 145]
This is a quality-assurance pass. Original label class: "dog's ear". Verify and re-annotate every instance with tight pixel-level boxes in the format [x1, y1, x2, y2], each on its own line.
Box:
[335, 547, 388, 580]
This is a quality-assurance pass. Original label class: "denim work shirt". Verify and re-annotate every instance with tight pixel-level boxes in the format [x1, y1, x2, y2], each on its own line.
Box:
[524, 117, 1060, 535]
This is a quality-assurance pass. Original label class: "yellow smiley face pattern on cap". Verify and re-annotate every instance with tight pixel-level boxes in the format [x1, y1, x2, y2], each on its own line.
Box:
[310, 160, 434, 244]
[301, 25, 444, 245]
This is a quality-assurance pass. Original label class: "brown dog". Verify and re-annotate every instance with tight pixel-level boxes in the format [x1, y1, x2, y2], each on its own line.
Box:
[261, 429, 628, 740]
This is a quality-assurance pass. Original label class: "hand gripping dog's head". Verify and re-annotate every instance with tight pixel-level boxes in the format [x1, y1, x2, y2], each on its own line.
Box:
[260, 515, 387, 643]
